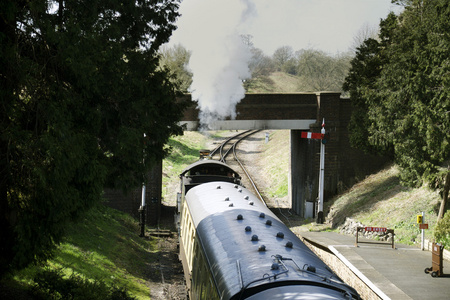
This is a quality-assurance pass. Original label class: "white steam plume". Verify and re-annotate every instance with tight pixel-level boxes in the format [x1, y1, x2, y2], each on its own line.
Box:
[173, 0, 256, 129]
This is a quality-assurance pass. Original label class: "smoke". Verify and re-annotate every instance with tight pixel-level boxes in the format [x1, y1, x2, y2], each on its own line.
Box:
[173, 0, 257, 129]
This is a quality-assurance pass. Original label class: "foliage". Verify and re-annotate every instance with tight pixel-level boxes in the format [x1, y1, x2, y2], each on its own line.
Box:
[296, 49, 352, 92]
[0, 0, 185, 276]
[343, 1, 450, 189]
[342, 35, 392, 155]
[272, 46, 295, 74]
[159, 44, 193, 92]
[434, 210, 450, 248]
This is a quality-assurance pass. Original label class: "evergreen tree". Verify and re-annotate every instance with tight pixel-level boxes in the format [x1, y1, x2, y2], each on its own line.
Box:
[343, 0, 450, 219]
[0, 0, 185, 275]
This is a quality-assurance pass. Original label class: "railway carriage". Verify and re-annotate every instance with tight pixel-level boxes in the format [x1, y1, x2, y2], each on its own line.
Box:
[176, 160, 360, 299]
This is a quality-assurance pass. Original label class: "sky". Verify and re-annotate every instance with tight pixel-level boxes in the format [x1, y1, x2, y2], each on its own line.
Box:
[168, 0, 403, 56]
[166, 0, 404, 129]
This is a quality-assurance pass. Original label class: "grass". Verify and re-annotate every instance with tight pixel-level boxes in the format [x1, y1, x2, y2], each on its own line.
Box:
[246, 72, 304, 93]
[258, 131, 444, 246]
[262, 130, 290, 200]
[162, 131, 208, 204]
[325, 164, 441, 245]
[162, 130, 246, 205]
[7, 205, 160, 299]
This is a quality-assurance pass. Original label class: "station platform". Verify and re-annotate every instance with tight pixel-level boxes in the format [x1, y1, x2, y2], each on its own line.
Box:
[298, 231, 450, 300]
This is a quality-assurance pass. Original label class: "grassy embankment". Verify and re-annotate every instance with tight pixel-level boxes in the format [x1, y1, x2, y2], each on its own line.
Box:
[324, 165, 441, 245]
[260, 131, 442, 246]
[4, 205, 157, 299]
[161, 130, 236, 205]
[246, 71, 303, 93]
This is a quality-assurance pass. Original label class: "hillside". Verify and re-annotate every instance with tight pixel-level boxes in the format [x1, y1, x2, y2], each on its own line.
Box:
[1, 205, 184, 300]
[245, 72, 305, 93]
[324, 165, 441, 244]
[259, 131, 442, 246]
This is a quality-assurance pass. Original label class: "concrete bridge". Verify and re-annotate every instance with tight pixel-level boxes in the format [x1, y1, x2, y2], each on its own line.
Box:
[105, 93, 388, 224]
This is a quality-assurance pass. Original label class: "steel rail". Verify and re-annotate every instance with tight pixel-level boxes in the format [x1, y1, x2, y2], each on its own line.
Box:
[209, 130, 253, 162]
[209, 130, 267, 206]
[231, 130, 267, 206]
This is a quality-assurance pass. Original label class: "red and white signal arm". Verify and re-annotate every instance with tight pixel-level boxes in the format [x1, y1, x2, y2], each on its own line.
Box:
[301, 132, 323, 139]
[364, 227, 387, 232]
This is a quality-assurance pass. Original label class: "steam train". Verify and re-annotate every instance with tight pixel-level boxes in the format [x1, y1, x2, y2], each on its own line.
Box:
[176, 159, 360, 299]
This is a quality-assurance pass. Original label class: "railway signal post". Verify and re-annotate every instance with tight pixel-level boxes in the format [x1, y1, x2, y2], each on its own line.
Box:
[139, 185, 146, 237]
[317, 120, 326, 224]
[139, 133, 147, 237]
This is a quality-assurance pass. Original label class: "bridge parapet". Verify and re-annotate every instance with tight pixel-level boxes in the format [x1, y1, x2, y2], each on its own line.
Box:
[179, 93, 321, 131]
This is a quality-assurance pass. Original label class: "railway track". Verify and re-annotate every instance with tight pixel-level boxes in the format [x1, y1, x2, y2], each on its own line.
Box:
[209, 130, 267, 206]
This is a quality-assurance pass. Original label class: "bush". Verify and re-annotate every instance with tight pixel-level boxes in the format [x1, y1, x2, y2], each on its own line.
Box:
[434, 211, 450, 248]
[32, 268, 136, 300]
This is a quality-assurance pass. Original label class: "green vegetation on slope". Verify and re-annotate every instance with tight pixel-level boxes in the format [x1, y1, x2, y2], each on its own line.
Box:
[326, 165, 441, 245]
[162, 131, 246, 204]
[262, 130, 290, 200]
[3, 205, 158, 299]
[162, 131, 211, 204]
[245, 72, 304, 93]
[260, 131, 449, 247]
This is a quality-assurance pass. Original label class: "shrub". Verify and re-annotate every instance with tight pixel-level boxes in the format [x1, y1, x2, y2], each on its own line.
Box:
[434, 211, 450, 248]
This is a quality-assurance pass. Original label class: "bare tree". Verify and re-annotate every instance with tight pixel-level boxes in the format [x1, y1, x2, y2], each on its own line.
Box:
[272, 46, 294, 72]
[350, 22, 379, 53]
[296, 49, 352, 92]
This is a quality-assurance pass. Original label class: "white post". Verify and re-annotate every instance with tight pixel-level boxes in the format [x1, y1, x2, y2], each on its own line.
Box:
[421, 211, 425, 250]
[141, 184, 146, 207]
[142, 133, 146, 208]
[317, 119, 325, 223]
[139, 133, 147, 237]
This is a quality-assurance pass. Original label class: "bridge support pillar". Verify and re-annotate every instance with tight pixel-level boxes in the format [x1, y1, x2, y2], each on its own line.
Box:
[289, 130, 316, 218]
[145, 160, 162, 226]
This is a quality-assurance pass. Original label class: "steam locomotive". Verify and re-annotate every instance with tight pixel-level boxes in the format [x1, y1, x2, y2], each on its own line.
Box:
[176, 159, 360, 299]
